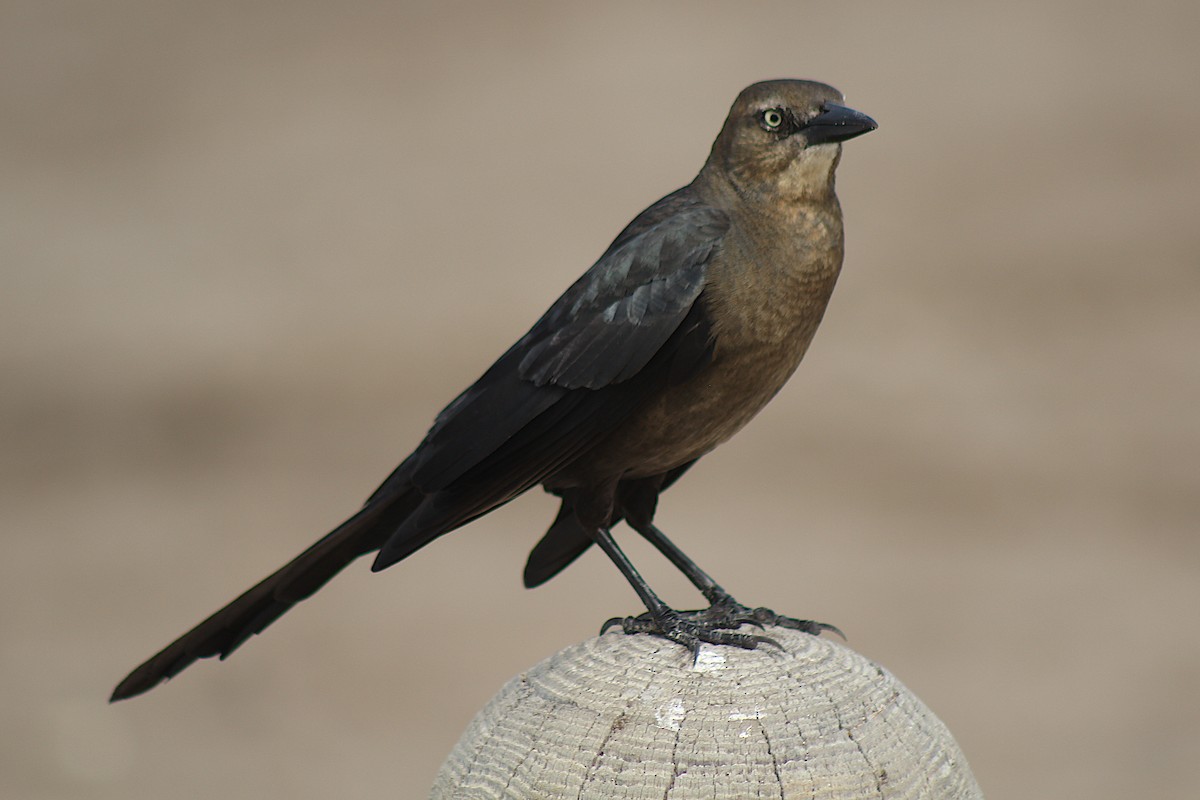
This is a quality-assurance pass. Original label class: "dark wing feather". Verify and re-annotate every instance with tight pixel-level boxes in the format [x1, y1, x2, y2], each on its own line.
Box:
[400, 189, 729, 495]
[370, 189, 727, 569]
[517, 197, 727, 389]
[374, 299, 717, 569]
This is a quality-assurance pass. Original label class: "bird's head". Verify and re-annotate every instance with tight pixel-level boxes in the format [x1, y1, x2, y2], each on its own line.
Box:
[704, 79, 876, 203]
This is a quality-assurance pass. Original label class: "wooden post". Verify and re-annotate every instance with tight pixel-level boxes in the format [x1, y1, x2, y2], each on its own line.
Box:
[432, 627, 983, 798]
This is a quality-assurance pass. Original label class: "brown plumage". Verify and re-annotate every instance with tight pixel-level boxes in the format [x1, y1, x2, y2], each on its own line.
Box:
[112, 79, 875, 702]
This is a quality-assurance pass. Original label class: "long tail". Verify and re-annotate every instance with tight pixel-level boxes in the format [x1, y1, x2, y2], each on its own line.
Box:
[111, 489, 422, 702]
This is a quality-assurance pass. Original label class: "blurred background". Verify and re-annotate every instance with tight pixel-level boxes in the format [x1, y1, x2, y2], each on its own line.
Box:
[3, 2, 1197, 797]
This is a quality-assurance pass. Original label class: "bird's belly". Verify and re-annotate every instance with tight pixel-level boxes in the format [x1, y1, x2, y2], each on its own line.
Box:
[563, 338, 810, 484]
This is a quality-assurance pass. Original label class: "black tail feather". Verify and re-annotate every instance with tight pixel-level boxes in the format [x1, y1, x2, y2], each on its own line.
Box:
[111, 490, 420, 702]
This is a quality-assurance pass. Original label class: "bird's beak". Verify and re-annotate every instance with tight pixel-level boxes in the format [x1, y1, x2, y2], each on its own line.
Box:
[803, 103, 877, 145]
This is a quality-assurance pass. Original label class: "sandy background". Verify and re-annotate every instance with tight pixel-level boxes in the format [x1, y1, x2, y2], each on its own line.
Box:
[3, 2, 1197, 798]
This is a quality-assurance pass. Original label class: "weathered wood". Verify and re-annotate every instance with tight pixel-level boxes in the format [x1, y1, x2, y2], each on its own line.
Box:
[432, 627, 983, 799]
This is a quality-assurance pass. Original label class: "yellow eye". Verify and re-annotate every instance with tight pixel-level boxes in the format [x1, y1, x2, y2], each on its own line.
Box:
[761, 108, 784, 130]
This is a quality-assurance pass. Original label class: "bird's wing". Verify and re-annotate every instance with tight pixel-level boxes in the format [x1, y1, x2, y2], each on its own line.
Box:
[367, 190, 728, 566]
[397, 188, 729, 496]
[516, 195, 727, 390]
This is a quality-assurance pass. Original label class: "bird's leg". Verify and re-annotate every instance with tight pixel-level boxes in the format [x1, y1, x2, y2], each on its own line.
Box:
[587, 526, 772, 653]
[629, 521, 842, 639]
[617, 477, 738, 608]
[627, 520, 733, 606]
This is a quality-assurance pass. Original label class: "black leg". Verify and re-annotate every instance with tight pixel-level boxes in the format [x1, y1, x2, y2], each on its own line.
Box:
[588, 525, 673, 619]
[627, 521, 733, 606]
[627, 520, 843, 640]
[587, 525, 772, 653]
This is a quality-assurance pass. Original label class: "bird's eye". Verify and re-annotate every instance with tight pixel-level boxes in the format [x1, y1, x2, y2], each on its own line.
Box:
[761, 108, 785, 130]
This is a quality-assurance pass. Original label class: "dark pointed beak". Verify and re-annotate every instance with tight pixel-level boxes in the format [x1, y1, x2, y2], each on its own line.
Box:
[803, 103, 877, 146]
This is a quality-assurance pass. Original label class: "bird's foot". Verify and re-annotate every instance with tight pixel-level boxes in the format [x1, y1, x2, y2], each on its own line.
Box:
[601, 608, 777, 655]
[698, 598, 844, 639]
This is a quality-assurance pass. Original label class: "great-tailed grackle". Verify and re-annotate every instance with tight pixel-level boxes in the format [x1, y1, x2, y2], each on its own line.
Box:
[112, 79, 876, 701]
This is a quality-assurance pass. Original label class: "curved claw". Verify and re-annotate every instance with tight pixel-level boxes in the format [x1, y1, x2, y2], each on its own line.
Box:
[766, 614, 845, 640]
[745, 607, 844, 639]
[816, 621, 846, 640]
[749, 634, 783, 650]
[719, 608, 767, 630]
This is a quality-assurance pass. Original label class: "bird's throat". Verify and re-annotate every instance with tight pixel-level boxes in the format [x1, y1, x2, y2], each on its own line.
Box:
[775, 143, 841, 203]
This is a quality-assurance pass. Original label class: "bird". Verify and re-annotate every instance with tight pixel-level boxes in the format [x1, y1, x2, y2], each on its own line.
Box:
[111, 79, 876, 702]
